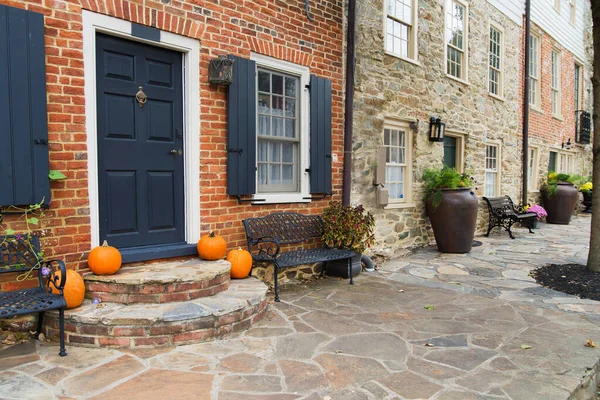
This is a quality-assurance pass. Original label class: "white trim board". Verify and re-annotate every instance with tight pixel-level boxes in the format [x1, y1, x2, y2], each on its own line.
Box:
[82, 10, 201, 248]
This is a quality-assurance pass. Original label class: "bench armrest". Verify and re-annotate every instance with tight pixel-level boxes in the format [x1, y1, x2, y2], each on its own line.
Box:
[251, 236, 281, 260]
[42, 259, 68, 293]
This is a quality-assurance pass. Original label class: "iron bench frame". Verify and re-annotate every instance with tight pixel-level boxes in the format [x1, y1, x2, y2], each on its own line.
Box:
[482, 196, 537, 239]
[243, 212, 356, 302]
[0, 235, 68, 356]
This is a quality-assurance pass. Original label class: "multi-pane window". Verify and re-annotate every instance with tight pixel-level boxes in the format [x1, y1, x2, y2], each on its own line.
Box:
[385, 0, 416, 60]
[559, 153, 573, 174]
[549, 151, 557, 172]
[569, 0, 576, 24]
[554, 0, 561, 11]
[384, 128, 407, 201]
[551, 50, 561, 116]
[575, 64, 582, 111]
[528, 147, 539, 191]
[529, 35, 540, 107]
[485, 144, 499, 197]
[489, 26, 502, 96]
[446, 0, 467, 80]
[257, 69, 299, 192]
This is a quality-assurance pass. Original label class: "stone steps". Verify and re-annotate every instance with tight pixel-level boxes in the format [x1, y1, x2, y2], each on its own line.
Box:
[84, 259, 231, 304]
[44, 279, 268, 348]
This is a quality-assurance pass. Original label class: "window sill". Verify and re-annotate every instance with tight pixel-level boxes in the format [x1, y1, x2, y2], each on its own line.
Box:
[252, 193, 311, 204]
[489, 92, 505, 102]
[384, 202, 416, 210]
[528, 190, 540, 194]
[552, 114, 564, 121]
[530, 106, 544, 114]
[384, 51, 420, 66]
[446, 74, 470, 86]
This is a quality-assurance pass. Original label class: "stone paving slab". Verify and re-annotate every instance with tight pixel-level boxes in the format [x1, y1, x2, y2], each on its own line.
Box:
[1, 216, 600, 399]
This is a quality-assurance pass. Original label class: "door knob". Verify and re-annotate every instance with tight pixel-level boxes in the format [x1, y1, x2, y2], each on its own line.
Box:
[170, 149, 183, 155]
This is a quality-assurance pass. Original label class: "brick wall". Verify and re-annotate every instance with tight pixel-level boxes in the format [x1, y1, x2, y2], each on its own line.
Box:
[0, 0, 345, 291]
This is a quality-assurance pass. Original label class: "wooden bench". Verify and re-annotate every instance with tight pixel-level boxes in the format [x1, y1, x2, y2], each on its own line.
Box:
[482, 196, 537, 239]
[0, 235, 68, 356]
[243, 212, 355, 302]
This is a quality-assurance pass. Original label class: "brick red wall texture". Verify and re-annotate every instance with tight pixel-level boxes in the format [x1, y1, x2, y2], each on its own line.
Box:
[0, 0, 345, 291]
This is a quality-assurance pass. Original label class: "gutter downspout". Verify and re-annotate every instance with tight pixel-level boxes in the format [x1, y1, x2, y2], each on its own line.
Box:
[522, 0, 531, 205]
[342, 0, 356, 206]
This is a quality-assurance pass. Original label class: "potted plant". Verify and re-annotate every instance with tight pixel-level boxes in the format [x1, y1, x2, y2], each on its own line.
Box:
[579, 181, 593, 213]
[322, 201, 375, 278]
[423, 167, 478, 253]
[541, 173, 578, 224]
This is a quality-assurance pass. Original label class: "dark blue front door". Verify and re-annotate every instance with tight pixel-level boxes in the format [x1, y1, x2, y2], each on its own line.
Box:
[96, 34, 184, 250]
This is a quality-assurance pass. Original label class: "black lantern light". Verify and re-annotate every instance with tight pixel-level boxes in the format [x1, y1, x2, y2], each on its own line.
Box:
[209, 55, 234, 86]
[429, 117, 445, 142]
[562, 137, 572, 150]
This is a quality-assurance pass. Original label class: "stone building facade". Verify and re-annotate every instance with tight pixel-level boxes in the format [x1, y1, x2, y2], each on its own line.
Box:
[353, 0, 593, 258]
[0, 0, 345, 292]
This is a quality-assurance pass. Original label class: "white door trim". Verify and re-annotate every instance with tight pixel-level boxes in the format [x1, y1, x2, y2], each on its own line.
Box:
[82, 10, 201, 249]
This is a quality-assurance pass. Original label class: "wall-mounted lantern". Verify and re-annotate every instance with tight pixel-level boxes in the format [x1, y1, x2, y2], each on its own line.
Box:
[429, 117, 445, 142]
[562, 137, 572, 150]
[209, 55, 234, 86]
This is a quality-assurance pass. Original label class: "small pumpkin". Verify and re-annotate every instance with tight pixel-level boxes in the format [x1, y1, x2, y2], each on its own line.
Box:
[197, 231, 227, 260]
[88, 240, 122, 275]
[227, 247, 253, 279]
[51, 270, 85, 309]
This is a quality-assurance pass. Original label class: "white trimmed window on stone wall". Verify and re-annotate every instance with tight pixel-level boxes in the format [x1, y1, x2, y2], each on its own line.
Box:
[558, 152, 573, 174]
[488, 24, 503, 98]
[383, 120, 413, 206]
[551, 49, 561, 118]
[485, 143, 501, 197]
[529, 34, 541, 109]
[385, 0, 418, 62]
[445, 0, 468, 82]
[569, 0, 576, 24]
[528, 146, 539, 192]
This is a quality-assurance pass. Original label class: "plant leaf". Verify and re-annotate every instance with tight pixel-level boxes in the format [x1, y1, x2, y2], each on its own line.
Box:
[432, 190, 443, 208]
[27, 217, 39, 225]
[520, 344, 532, 349]
[5, 229, 15, 235]
[585, 339, 598, 348]
[48, 170, 66, 180]
[424, 305, 435, 310]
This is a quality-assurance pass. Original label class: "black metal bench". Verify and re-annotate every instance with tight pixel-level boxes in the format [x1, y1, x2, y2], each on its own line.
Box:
[0, 235, 67, 356]
[243, 212, 356, 302]
[482, 196, 537, 239]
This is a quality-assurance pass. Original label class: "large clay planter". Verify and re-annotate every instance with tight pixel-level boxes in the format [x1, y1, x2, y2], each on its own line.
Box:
[426, 188, 478, 253]
[542, 182, 578, 224]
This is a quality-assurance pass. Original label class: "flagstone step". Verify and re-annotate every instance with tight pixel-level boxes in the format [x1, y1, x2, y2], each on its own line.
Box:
[84, 259, 231, 304]
[43, 279, 269, 349]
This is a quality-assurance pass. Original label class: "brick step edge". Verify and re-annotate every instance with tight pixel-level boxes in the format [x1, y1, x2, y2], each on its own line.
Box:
[84, 273, 230, 304]
[43, 299, 268, 348]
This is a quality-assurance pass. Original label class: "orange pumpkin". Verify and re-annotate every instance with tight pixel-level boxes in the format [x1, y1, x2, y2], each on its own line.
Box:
[197, 231, 227, 260]
[51, 270, 85, 309]
[227, 248, 253, 279]
[88, 241, 122, 275]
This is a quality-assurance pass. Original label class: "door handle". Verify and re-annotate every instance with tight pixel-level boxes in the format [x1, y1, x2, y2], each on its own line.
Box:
[170, 149, 183, 155]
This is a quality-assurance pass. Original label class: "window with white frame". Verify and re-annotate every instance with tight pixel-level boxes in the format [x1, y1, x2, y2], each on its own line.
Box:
[489, 25, 503, 97]
[257, 68, 301, 193]
[575, 63, 583, 111]
[558, 152, 573, 174]
[383, 122, 412, 203]
[446, 0, 467, 81]
[485, 144, 500, 197]
[385, 0, 417, 61]
[569, 0, 576, 24]
[554, 0, 561, 12]
[443, 132, 465, 172]
[529, 34, 541, 108]
[551, 50, 561, 117]
[528, 147, 539, 191]
[549, 150, 558, 172]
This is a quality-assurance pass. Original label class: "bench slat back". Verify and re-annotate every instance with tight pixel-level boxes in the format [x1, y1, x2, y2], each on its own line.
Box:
[483, 196, 515, 211]
[0, 235, 42, 273]
[243, 212, 324, 246]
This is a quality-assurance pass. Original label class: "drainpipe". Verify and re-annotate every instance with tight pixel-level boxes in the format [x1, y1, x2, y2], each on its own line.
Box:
[342, 0, 356, 206]
[522, 0, 531, 205]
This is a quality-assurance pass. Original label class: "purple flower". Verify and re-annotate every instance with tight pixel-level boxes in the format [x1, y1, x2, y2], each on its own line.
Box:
[41, 267, 50, 277]
[92, 298, 101, 305]
[16, 235, 23, 241]
[527, 204, 548, 220]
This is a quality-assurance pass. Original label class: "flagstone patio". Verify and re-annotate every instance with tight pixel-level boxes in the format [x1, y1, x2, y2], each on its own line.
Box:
[1, 215, 600, 399]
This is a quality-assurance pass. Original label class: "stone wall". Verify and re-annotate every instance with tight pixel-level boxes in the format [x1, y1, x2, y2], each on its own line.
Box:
[353, 0, 525, 258]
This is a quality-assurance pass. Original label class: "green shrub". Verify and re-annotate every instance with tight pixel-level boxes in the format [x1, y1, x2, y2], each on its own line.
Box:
[422, 167, 473, 207]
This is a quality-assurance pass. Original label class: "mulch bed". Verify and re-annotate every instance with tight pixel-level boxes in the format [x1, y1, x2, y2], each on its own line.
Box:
[531, 264, 600, 301]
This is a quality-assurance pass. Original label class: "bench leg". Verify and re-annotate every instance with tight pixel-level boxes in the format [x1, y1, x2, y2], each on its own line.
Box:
[273, 263, 280, 302]
[59, 308, 67, 357]
[36, 312, 44, 339]
[505, 222, 515, 239]
[348, 257, 354, 285]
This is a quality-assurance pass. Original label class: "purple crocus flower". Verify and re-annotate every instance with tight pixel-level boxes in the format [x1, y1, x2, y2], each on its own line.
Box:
[16, 235, 23, 241]
[92, 298, 102, 305]
[41, 267, 51, 277]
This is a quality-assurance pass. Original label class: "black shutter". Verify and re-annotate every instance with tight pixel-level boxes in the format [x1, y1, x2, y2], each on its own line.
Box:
[226, 56, 256, 196]
[0, 5, 50, 207]
[309, 75, 332, 194]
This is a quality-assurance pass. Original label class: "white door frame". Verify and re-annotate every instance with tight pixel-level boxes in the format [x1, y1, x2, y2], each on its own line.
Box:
[82, 10, 201, 249]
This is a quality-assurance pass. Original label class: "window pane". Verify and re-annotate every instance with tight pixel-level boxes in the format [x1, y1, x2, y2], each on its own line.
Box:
[285, 98, 296, 118]
[282, 142, 293, 163]
[272, 117, 284, 137]
[258, 140, 268, 161]
[285, 77, 296, 97]
[282, 165, 293, 185]
[270, 164, 280, 184]
[258, 71, 270, 92]
[272, 74, 283, 94]
[258, 164, 267, 185]
[259, 115, 270, 136]
[272, 96, 284, 116]
[285, 119, 295, 138]
[258, 94, 270, 114]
